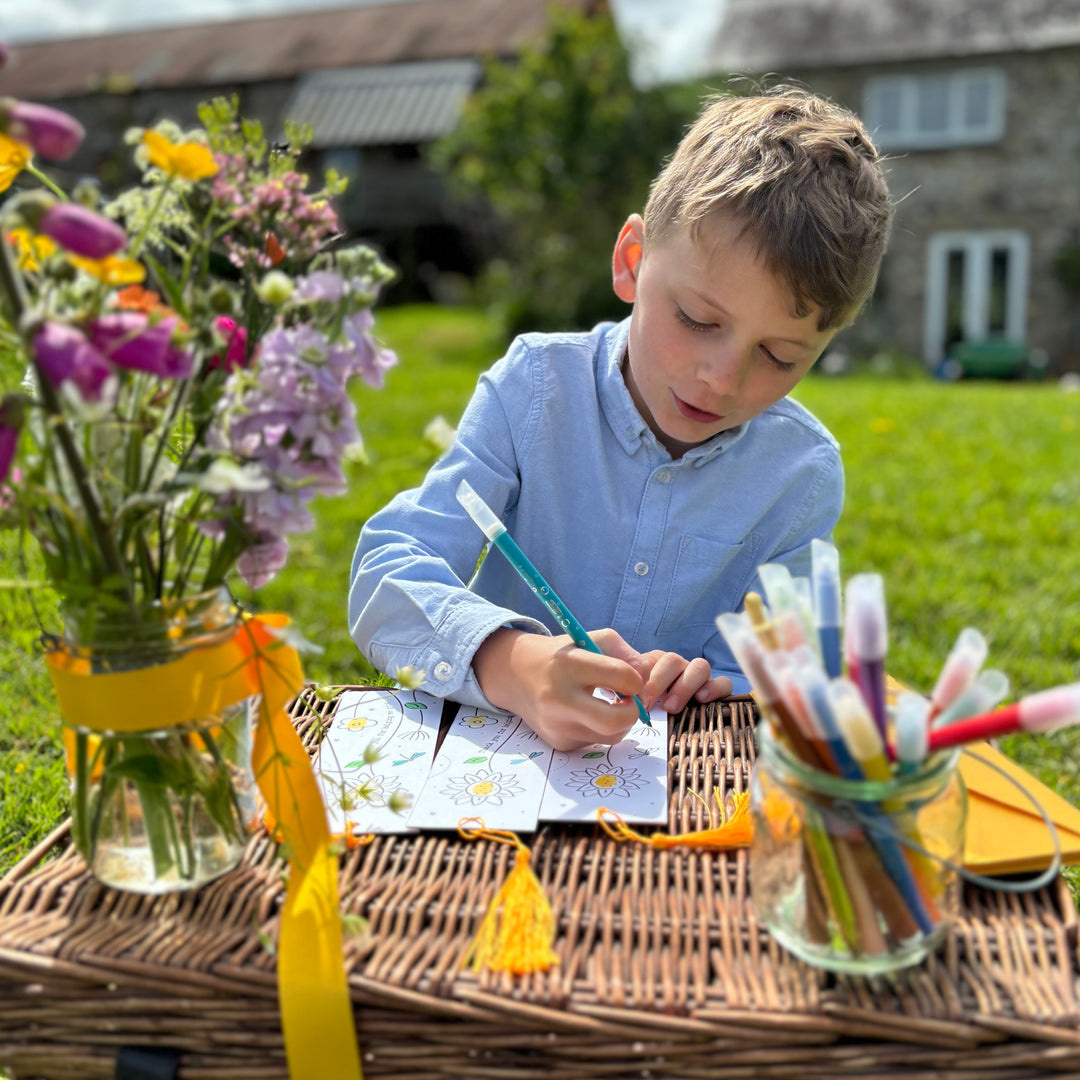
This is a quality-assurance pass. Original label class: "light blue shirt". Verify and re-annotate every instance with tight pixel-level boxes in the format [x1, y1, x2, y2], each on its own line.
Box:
[349, 317, 842, 706]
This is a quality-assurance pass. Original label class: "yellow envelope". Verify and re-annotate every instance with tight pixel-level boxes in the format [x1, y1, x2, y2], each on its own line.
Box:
[959, 741, 1080, 875]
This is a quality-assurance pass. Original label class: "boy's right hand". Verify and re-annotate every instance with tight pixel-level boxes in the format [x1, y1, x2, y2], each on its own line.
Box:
[472, 627, 648, 751]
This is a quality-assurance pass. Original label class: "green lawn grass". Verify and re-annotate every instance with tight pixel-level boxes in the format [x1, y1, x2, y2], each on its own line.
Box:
[2, 304, 1078, 877]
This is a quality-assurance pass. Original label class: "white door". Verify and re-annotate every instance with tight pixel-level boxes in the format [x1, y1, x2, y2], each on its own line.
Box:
[923, 231, 1029, 363]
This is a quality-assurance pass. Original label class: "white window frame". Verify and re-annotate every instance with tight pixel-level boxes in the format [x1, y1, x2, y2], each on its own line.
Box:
[864, 68, 1006, 150]
[923, 231, 1029, 362]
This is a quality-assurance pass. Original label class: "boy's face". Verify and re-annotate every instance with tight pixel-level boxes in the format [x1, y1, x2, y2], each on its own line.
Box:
[612, 211, 840, 458]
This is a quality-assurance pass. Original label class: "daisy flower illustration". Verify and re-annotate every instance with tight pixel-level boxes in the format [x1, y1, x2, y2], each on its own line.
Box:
[461, 713, 500, 729]
[443, 769, 524, 806]
[565, 764, 645, 799]
[345, 714, 377, 731]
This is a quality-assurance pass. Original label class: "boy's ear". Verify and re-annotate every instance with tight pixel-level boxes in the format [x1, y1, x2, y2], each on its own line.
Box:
[612, 214, 645, 304]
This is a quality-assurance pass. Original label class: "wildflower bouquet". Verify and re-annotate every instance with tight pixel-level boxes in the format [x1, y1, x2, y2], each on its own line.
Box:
[0, 92, 396, 891]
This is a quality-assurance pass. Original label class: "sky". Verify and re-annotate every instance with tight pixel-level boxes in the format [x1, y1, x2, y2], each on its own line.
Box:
[1, 0, 415, 44]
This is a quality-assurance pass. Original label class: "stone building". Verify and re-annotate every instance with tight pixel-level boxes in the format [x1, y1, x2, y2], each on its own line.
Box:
[701, 0, 1080, 373]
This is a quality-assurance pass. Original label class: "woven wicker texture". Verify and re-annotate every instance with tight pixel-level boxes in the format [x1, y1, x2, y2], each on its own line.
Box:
[2, 689, 1080, 1079]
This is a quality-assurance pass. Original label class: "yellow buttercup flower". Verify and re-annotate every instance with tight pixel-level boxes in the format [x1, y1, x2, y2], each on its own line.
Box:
[5, 227, 57, 271]
[0, 132, 31, 193]
[69, 254, 147, 286]
[142, 130, 218, 181]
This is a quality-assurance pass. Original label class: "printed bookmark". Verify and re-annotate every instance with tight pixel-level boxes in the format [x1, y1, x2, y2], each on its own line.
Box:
[407, 704, 554, 832]
[539, 708, 668, 824]
[315, 687, 443, 835]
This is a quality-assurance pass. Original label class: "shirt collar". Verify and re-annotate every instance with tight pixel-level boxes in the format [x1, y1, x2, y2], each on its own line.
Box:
[597, 317, 749, 466]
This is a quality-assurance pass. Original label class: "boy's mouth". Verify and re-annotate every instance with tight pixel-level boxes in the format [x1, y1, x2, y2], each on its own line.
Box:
[672, 391, 722, 424]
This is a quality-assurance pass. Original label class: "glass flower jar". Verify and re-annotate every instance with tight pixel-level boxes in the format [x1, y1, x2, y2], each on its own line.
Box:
[750, 723, 967, 974]
[55, 587, 258, 894]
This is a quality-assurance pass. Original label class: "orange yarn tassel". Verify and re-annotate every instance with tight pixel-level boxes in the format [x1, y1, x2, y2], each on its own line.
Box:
[598, 790, 754, 850]
[457, 818, 559, 975]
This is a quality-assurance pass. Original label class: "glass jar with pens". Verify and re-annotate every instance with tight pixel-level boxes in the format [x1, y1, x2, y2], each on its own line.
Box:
[718, 547, 972, 975]
[750, 722, 966, 974]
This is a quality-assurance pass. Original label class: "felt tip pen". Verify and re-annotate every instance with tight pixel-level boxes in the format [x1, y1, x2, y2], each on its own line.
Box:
[743, 591, 778, 650]
[927, 627, 988, 723]
[931, 668, 1009, 730]
[456, 479, 651, 727]
[844, 573, 888, 739]
[924, 682, 1080, 754]
[893, 692, 930, 775]
[811, 539, 842, 678]
[716, 613, 826, 768]
[816, 674, 937, 936]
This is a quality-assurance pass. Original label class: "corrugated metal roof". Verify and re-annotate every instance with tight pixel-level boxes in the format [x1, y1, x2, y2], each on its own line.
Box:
[283, 59, 479, 146]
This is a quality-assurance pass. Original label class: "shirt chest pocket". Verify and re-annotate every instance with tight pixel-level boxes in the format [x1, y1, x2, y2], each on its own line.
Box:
[655, 532, 763, 635]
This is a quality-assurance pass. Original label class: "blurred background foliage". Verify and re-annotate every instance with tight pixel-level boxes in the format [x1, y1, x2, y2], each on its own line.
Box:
[429, 4, 706, 334]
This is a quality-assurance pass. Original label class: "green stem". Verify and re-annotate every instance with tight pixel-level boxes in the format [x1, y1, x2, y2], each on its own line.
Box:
[128, 177, 174, 260]
[72, 731, 90, 855]
[26, 163, 67, 200]
[0, 233, 135, 614]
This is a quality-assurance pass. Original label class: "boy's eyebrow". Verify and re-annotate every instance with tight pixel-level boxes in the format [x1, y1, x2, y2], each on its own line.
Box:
[686, 287, 819, 350]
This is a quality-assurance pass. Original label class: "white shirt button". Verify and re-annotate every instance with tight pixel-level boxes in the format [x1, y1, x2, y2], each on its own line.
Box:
[433, 661, 452, 680]
[656, 469, 671, 484]
[634, 561, 649, 577]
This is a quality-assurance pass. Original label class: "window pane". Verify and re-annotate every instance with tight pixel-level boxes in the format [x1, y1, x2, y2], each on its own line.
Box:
[988, 247, 1010, 334]
[917, 76, 950, 133]
[875, 85, 903, 132]
[963, 76, 992, 128]
[946, 249, 966, 352]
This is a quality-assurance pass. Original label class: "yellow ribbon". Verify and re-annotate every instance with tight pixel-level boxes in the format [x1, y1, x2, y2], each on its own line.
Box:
[46, 613, 362, 1080]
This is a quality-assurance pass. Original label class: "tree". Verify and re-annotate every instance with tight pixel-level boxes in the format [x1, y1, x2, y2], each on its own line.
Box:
[430, 3, 705, 333]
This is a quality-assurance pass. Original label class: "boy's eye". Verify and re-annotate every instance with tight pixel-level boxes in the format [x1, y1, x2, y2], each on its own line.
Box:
[675, 306, 713, 333]
[760, 346, 797, 374]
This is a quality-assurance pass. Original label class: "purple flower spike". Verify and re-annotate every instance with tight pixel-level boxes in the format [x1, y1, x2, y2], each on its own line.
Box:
[2, 100, 85, 161]
[87, 312, 193, 380]
[32, 322, 113, 402]
[238, 536, 290, 588]
[39, 203, 126, 260]
[0, 395, 25, 486]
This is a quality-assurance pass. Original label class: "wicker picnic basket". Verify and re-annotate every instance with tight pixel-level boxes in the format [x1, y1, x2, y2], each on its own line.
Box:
[3, 690, 1080, 1079]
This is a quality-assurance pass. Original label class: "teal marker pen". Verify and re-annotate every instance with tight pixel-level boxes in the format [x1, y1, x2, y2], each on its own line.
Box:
[456, 479, 652, 727]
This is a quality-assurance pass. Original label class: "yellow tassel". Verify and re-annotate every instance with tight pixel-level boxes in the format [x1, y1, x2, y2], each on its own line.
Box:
[457, 818, 559, 975]
[597, 790, 754, 850]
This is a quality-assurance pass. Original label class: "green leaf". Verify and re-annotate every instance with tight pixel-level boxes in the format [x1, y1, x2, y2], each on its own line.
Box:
[582, 751, 605, 758]
[143, 253, 188, 316]
[404, 702, 426, 709]
[464, 756, 486, 764]
[343, 760, 365, 770]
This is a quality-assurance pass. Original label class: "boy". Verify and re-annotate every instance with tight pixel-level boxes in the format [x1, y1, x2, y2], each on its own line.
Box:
[349, 89, 893, 751]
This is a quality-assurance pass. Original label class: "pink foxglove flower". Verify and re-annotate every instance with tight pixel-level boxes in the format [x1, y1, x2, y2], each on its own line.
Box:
[32, 322, 113, 402]
[39, 203, 127, 260]
[0, 99, 85, 161]
[0, 394, 25, 486]
[209, 315, 248, 371]
[87, 312, 193, 379]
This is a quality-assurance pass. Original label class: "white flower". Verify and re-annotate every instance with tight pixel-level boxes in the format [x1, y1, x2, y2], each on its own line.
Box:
[423, 415, 457, 454]
[395, 665, 426, 690]
[197, 459, 270, 494]
[256, 270, 294, 305]
[564, 764, 645, 799]
[442, 769, 524, 806]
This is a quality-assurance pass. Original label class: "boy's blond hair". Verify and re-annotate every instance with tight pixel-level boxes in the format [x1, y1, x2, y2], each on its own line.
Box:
[644, 88, 893, 330]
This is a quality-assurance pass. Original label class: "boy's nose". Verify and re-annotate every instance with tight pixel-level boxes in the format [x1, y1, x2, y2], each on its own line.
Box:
[698, 341, 749, 396]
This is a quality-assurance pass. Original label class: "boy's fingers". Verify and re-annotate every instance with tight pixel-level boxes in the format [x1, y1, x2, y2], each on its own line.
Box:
[642, 651, 689, 710]
[695, 675, 734, 702]
[658, 657, 713, 713]
[586, 628, 652, 680]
